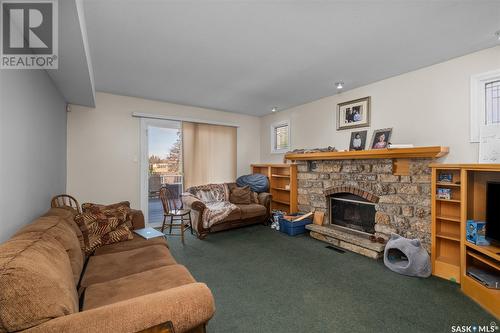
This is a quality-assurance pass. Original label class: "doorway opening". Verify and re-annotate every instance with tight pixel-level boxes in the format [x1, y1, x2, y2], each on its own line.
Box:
[140, 119, 182, 226]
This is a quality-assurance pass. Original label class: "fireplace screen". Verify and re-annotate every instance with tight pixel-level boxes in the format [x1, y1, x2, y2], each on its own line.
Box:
[330, 194, 376, 234]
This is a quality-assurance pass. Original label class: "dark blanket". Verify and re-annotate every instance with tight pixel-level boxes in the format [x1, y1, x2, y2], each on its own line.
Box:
[236, 174, 269, 193]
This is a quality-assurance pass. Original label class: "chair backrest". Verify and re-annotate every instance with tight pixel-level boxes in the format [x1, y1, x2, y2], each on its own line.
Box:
[50, 194, 81, 214]
[159, 186, 181, 213]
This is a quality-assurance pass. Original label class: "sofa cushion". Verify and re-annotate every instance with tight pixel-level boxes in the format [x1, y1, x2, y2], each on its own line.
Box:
[238, 204, 267, 219]
[223, 206, 242, 222]
[83, 265, 195, 310]
[229, 185, 252, 204]
[42, 207, 85, 250]
[13, 215, 83, 285]
[251, 191, 259, 204]
[0, 234, 78, 332]
[80, 245, 177, 287]
[94, 234, 168, 255]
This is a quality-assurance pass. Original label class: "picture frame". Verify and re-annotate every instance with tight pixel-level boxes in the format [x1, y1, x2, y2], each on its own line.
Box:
[349, 130, 368, 151]
[336, 96, 371, 130]
[370, 128, 392, 149]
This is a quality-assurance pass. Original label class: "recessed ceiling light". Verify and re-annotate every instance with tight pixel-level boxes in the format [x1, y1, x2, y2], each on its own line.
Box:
[271, 107, 277, 112]
[336, 82, 344, 90]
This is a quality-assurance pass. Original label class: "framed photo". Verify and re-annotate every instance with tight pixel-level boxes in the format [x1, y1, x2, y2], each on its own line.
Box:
[337, 96, 371, 130]
[370, 128, 392, 149]
[349, 130, 367, 151]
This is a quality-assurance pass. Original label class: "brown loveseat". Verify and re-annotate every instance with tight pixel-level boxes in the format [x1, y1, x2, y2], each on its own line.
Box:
[0, 207, 215, 333]
[182, 183, 271, 239]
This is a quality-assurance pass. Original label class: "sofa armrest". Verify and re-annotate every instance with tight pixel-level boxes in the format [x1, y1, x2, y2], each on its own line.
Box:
[25, 283, 215, 333]
[129, 209, 145, 230]
[258, 192, 271, 212]
[181, 194, 206, 212]
[181, 194, 209, 239]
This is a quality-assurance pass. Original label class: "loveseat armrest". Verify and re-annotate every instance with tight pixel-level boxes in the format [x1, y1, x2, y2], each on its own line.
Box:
[181, 194, 209, 239]
[25, 283, 215, 333]
[129, 209, 145, 230]
[181, 193, 206, 212]
[258, 192, 271, 213]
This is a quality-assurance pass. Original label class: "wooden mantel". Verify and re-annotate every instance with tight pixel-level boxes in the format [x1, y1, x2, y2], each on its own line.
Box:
[284, 146, 449, 176]
[284, 146, 449, 161]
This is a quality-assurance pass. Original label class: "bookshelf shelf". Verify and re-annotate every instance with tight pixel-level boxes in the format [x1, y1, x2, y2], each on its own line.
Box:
[436, 198, 461, 203]
[436, 215, 461, 223]
[436, 182, 461, 187]
[272, 199, 290, 205]
[436, 232, 461, 242]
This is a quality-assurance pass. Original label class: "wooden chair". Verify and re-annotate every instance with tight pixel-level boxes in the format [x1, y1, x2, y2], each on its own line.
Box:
[159, 186, 192, 244]
[50, 194, 82, 214]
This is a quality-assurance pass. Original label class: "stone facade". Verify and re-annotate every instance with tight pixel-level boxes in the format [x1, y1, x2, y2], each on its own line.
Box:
[296, 158, 432, 252]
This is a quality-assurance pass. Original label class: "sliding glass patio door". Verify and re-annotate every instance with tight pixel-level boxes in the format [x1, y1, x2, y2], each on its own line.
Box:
[140, 118, 182, 226]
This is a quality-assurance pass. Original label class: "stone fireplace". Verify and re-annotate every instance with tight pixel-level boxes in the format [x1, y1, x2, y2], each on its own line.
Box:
[297, 158, 433, 259]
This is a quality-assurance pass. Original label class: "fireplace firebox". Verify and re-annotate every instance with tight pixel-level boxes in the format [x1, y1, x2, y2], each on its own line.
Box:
[329, 193, 376, 234]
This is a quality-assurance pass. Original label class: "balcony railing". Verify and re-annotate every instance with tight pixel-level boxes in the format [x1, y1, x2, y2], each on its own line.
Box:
[148, 173, 183, 198]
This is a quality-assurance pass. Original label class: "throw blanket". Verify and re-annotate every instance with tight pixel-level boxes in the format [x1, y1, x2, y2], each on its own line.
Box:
[202, 201, 238, 228]
[183, 184, 238, 228]
[188, 183, 229, 202]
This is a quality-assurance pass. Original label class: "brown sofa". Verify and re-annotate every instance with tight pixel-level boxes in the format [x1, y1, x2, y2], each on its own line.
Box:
[182, 183, 271, 239]
[0, 207, 215, 333]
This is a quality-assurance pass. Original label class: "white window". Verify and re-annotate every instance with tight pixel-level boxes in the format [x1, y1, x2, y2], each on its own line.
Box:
[470, 69, 500, 142]
[485, 80, 500, 125]
[271, 120, 290, 153]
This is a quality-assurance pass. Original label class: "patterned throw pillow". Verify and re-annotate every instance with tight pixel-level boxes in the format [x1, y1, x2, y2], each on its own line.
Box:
[75, 203, 134, 254]
[82, 202, 132, 227]
[86, 225, 133, 253]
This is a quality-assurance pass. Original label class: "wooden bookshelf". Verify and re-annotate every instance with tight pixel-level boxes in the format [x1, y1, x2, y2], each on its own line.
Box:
[430, 164, 500, 318]
[251, 164, 297, 214]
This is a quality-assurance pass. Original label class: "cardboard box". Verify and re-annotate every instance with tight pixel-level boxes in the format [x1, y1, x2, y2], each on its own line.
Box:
[437, 188, 452, 200]
[466, 220, 490, 245]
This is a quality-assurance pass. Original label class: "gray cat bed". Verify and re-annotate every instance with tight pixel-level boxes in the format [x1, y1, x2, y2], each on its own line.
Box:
[383, 234, 431, 278]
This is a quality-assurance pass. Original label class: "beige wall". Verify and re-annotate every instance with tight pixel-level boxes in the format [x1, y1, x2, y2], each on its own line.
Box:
[260, 46, 500, 164]
[67, 92, 260, 208]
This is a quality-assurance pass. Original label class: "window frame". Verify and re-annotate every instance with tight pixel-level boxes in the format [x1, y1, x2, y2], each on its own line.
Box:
[270, 120, 291, 154]
[470, 69, 500, 142]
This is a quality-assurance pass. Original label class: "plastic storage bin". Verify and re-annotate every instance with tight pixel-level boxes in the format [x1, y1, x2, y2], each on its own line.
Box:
[278, 214, 312, 236]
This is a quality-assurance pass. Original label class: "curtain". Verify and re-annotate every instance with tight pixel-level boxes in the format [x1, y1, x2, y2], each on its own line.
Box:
[182, 122, 237, 189]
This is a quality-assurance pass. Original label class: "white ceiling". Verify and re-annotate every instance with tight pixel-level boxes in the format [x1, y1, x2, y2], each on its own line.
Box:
[80, 0, 500, 116]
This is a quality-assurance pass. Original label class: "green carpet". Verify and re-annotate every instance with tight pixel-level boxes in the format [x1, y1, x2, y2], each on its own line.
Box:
[166, 225, 495, 333]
